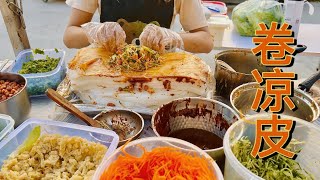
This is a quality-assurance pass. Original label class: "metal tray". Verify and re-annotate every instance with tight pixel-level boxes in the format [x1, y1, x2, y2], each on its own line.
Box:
[56, 77, 159, 116]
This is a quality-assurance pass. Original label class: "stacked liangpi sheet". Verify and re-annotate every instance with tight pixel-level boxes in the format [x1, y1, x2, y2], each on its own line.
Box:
[67, 47, 213, 112]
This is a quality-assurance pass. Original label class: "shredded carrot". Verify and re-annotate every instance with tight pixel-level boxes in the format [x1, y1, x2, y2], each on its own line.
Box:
[100, 146, 216, 180]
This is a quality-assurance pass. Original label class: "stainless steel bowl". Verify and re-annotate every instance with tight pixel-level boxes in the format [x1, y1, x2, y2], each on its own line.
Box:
[93, 109, 144, 146]
[214, 46, 306, 99]
[151, 97, 240, 169]
[0, 72, 31, 127]
[214, 49, 272, 98]
[230, 82, 320, 122]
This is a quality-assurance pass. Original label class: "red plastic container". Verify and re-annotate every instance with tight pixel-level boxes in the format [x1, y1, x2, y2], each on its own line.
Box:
[202, 1, 228, 15]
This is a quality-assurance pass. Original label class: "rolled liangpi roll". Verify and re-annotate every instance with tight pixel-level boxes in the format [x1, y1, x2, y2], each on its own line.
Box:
[67, 45, 213, 112]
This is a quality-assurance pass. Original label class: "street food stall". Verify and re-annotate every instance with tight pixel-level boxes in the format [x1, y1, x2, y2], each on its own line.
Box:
[0, 0, 320, 179]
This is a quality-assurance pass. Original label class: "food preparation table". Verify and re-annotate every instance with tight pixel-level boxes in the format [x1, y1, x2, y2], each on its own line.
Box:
[29, 94, 320, 133]
[29, 96, 157, 138]
[216, 23, 320, 57]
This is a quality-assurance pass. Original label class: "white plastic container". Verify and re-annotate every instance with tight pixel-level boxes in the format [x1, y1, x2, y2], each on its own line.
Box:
[0, 118, 119, 167]
[284, 0, 314, 39]
[0, 114, 14, 141]
[208, 15, 231, 47]
[94, 137, 224, 180]
[223, 114, 320, 180]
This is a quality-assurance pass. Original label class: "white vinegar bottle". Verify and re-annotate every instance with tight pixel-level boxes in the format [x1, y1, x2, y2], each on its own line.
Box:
[284, 0, 314, 40]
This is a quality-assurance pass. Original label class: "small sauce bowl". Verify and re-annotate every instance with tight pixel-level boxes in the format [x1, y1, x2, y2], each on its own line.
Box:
[93, 109, 144, 146]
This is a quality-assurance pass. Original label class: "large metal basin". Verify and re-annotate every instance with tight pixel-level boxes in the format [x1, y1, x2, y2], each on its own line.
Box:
[0, 72, 30, 127]
[230, 82, 320, 122]
[214, 49, 272, 98]
[151, 97, 240, 170]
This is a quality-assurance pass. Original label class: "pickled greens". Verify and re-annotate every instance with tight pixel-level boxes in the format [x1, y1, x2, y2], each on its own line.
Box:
[232, 137, 314, 180]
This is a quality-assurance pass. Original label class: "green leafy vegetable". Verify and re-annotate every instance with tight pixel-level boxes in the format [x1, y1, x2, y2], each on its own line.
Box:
[18, 55, 60, 74]
[32, 48, 45, 55]
[232, 137, 314, 180]
[18, 126, 41, 153]
[54, 48, 59, 53]
[232, 0, 284, 36]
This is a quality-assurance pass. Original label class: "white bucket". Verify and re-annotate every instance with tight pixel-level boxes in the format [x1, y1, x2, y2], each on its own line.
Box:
[208, 15, 231, 47]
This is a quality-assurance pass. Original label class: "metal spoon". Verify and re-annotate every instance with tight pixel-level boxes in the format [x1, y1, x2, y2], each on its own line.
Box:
[46, 88, 111, 129]
[216, 60, 236, 72]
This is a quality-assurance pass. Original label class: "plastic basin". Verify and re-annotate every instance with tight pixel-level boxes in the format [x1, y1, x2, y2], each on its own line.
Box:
[223, 114, 320, 180]
[10, 49, 66, 96]
[0, 114, 14, 141]
[94, 137, 224, 180]
[0, 118, 119, 168]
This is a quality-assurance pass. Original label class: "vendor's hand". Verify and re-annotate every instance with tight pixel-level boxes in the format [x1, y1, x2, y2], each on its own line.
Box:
[139, 24, 184, 53]
[81, 22, 126, 52]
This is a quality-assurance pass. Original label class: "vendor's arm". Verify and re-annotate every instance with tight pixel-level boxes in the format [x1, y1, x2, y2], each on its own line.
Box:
[177, 0, 213, 53]
[179, 27, 212, 53]
[64, 7, 126, 51]
[140, 25, 212, 54]
[140, 0, 213, 53]
[63, 8, 93, 48]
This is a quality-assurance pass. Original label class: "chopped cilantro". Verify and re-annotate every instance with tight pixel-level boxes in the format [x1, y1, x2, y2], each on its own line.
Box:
[18, 55, 60, 74]
[32, 48, 44, 55]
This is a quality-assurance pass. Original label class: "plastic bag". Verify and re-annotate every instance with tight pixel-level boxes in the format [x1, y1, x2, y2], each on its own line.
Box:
[232, 0, 284, 36]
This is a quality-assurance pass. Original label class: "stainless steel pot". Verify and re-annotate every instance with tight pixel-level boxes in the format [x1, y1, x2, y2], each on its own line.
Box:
[214, 49, 272, 98]
[0, 72, 31, 127]
[296, 73, 320, 107]
[214, 45, 307, 99]
[151, 97, 240, 170]
[230, 82, 320, 122]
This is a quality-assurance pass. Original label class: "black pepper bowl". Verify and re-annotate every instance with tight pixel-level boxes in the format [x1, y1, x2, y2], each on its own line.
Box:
[151, 97, 240, 169]
[93, 109, 144, 146]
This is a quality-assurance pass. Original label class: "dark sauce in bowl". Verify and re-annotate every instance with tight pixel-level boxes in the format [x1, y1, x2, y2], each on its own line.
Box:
[168, 128, 223, 150]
